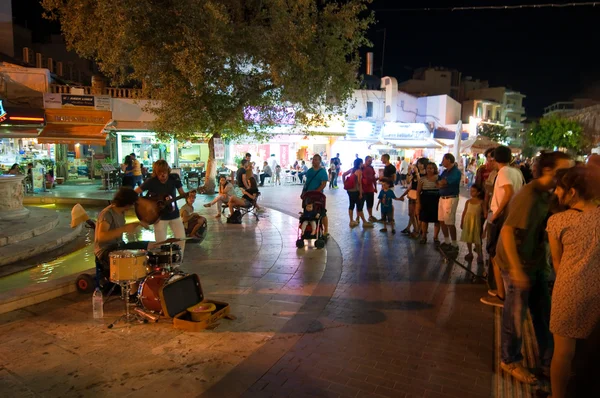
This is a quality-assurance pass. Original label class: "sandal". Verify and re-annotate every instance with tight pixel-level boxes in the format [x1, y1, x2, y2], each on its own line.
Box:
[433, 238, 441, 247]
[419, 238, 427, 244]
[500, 362, 537, 385]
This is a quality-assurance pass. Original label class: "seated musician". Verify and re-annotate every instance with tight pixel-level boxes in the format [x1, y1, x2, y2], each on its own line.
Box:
[134, 160, 191, 255]
[94, 187, 153, 278]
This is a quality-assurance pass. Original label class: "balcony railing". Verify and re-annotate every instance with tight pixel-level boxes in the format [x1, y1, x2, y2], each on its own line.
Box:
[504, 104, 525, 114]
[49, 84, 145, 99]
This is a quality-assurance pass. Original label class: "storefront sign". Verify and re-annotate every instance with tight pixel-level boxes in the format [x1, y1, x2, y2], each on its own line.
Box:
[382, 123, 430, 140]
[45, 109, 112, 126]
[0, 101, 45, 125]
[44, 93, 112, 111]
[121, 135, 138, 143]
[214, 138, 225, 159]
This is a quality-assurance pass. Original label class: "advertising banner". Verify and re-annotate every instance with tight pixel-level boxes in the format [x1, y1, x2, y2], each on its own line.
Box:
[43, 93, 112, 111]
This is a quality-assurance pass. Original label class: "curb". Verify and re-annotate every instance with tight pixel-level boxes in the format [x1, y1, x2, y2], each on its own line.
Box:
[0, 267, 94, 315]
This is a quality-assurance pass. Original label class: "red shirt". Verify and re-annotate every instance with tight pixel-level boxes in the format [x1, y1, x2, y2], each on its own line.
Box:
[362, 165, 377, 193]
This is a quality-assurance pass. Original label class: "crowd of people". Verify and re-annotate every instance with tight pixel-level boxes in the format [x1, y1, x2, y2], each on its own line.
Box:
[101, 146, 598, 396]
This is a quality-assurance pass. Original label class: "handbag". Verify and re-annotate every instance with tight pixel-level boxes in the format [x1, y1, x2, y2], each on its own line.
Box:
[343, 173, 357, 190]
[407, 189, 418, 200]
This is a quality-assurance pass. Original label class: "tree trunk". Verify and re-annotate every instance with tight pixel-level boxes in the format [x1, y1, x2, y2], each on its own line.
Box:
[200, 135, 217, 194]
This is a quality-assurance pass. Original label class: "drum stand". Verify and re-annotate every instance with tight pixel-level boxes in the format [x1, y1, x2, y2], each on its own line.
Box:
[108, 281, 147, 329]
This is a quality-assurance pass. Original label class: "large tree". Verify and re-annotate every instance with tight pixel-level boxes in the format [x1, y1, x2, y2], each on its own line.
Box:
[527, 115, 587, 154]
[42, 0, 373, 191]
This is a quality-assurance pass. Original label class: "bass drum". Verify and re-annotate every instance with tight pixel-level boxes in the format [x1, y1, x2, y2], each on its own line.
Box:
[137, 272, 187, 314]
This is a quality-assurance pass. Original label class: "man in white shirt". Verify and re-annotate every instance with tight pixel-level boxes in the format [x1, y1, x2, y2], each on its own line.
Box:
[481, 145, 525, 307]
[399, 157, 409, 187]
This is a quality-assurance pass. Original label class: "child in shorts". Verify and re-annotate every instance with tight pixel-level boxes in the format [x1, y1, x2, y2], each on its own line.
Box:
[275, 165, 281, 185]
[376, 178, 401, 234]
[180, 192, 207, 237]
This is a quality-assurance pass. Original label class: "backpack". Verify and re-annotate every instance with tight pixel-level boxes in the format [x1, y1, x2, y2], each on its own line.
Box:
[343, 173, 357, 190]
[227, 210, 243, 224]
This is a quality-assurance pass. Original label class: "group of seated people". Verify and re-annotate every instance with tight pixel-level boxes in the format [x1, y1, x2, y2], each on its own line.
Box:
[203, 156, 260, 218]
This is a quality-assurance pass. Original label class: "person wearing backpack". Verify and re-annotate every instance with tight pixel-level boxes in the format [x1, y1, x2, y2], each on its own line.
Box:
[342, 158, 374, 229]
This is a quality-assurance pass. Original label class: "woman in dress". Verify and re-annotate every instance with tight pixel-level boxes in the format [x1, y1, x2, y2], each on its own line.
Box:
[417, 162, 440, 244]
[399, 158, 428, 238]
[547, 166, 600, 398]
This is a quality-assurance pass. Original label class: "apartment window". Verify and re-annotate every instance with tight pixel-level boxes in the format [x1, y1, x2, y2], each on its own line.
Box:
[366, 101, 373, 117]
[476, 106, 482, 118]
[487, 110, 491, 119]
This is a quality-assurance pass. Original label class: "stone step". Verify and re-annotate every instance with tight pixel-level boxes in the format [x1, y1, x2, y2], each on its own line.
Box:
[0, 212, 82, 267]
[0, 207, 60, 247]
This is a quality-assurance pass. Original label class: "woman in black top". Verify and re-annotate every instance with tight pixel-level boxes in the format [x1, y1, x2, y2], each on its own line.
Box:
[227, 165, 260, 216]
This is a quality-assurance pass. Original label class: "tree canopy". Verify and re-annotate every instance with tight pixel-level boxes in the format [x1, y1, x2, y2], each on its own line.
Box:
[476, 123, 508, 144]
[42, 0, 373, 142]
[527, 116, 587, 153]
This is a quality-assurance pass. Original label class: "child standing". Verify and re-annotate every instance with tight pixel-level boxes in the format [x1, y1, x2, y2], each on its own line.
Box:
[275, 165, 281, 185]
[460, 185, 484, 264]
[180, 193, 207, 238]
[376, 179, 401, 234]
[299, 199, 320, 235]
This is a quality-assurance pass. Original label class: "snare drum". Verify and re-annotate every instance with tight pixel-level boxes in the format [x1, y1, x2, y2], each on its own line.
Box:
[137, 272, 187, 313]
[148, 244, 182, 267]
[109, 250, 148, 282]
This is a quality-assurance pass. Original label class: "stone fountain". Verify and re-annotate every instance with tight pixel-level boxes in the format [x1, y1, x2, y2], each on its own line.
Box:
[0, 175, 30, 220]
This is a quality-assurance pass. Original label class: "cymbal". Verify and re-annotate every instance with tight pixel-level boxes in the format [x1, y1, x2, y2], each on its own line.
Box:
[154, 237, 195, 245]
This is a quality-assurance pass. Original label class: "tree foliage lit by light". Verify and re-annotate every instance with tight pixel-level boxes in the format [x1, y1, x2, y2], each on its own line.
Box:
[477, 123, 509, 144]
[42, 0, 373, 190]
[528, 116, 587, 153]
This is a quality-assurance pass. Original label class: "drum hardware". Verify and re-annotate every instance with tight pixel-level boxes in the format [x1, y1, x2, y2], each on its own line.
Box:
[147, 242, 182, 273]
[108, 281, 148, 329]
[134, 307, 160, 323]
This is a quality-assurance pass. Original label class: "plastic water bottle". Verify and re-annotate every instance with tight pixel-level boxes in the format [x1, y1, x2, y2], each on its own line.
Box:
[92, 288, 104, 319]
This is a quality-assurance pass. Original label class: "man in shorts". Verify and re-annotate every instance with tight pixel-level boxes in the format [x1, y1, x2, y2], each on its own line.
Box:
[436, 153, 462, 253]
[362, 156, 378, 222]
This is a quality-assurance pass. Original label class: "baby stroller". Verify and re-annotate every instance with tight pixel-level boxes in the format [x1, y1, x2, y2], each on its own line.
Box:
[296, 191, 328, 249]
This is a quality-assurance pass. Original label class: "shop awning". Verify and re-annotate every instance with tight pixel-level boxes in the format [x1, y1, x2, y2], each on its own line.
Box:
[0, 128, 41, 138]
[104, 120, 154, 132]
[38, 124, 108, 145]
[386, 139, 443, 149]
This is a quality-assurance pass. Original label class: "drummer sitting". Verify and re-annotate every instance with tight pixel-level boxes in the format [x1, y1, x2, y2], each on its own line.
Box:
[94, 187, 155, 282]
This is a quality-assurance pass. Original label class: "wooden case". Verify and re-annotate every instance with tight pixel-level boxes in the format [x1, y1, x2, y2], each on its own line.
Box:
[158, 273, 231, 331]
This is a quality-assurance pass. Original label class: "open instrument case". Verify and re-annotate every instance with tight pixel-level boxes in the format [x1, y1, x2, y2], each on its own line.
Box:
[159, 273, 232, 331]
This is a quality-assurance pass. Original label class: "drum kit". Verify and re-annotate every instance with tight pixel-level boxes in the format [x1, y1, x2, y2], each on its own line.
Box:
[106, 237, 192, 328]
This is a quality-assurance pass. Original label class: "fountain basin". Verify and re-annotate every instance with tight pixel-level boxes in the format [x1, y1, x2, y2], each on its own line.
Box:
[0, 175, 30, 220]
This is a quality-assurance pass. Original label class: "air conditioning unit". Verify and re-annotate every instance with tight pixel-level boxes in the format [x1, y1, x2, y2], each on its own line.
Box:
[35, 53, 42, 68]
[22, 47, 31, 64]
[47, 58, 54, 73]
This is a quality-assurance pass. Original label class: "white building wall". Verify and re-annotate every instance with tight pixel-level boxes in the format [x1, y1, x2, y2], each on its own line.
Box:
[346, 90, 385, 120]
[396, 91, 419, 123]
[111, 99, 159, 121]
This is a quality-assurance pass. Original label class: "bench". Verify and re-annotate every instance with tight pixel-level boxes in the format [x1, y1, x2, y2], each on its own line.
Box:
[222, 192, 261, 221]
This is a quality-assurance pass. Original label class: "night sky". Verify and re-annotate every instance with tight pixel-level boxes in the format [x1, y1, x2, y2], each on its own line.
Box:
[11, 0, 600, 116]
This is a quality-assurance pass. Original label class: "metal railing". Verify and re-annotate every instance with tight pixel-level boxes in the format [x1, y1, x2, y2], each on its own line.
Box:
[49, 84, 145, 98]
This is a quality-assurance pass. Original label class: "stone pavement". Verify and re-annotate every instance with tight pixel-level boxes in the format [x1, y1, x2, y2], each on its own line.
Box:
[0, 183, 497, 398]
